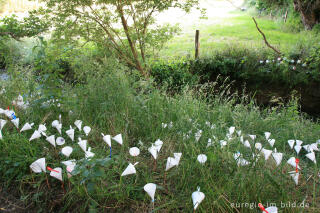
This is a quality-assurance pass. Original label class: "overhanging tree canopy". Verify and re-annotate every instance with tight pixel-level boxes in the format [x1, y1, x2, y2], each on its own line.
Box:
[37, 0, 203, 76]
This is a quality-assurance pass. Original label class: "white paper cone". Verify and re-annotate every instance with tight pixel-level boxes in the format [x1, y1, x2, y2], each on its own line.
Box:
[166, 157, 178, 171]
[306, 152, 316, 164]
[303, 145, 310, 152]
[129, 147, 140, 157]
[265, 206, 278, 213]
[50, 167, 63, 181]
[0, 130, 2, 140]
[148, 146, 158, 160]
[288, 140, 295, 149]
[296, 140, 303, 146]
[61, 160, 76, 167]
[11, 118, 19, 129]
[195, 130, 202, 142]
[197, 154, 207, 164]
[174, 153, 182, 165]
[112, 134, 123, 145]
[144, 183, 156, 201]
[56, 123, 62, 135]
[101, 133, 111, 147]
[229, 126, 235, 135]
[29, 130, 41, 141]
[237, 130, 242, 136]
[287, 157, 301, 169]
[265, 132, 271, 140]
[192, 187, 205, 210]
[56, 137, 65, 146]
[30, 158, 46, 173]
[62, 146, 73, 157]
[85, 148, 95, 158]
[261, 148, 272, 161]
[78, 138, 87, 152]
[121, 162, 138, 176]
[52, 120, 59, 128]
[310, 143, 319, 152]
[74, 120, 82, 131]
[243, 140, 251, 148]
[255, 143, 262, 151]
[220, 140, 227, 148]
[249, 135, 256, 141]
[294, 145, 302, 154]
[0, 119, 7, 131]
[38, 124, 47, 133]
[154, 139, 163, 152]
[46, 135, 56, 147]
[20, 123, 34, 132]
[66, 126, 75, 141]
[268, 139, 275, 147]
[272, 152, 283, 166]
[83, 126, 91, 136]
[289, 171, 299, 185]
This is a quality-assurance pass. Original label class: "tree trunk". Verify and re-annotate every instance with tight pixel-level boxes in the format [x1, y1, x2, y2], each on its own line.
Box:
[293, 0, 320, 30]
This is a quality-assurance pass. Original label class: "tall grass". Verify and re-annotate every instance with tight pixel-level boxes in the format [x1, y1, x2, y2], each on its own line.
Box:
[1, 59, 319, 212]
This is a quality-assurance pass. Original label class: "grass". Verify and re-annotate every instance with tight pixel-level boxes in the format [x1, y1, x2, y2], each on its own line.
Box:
[159, 12, 320, 58]
[1, 63, 320, 212]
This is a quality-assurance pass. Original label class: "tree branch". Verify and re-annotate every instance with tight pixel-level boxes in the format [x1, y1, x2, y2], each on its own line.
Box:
[252, 17, 281, 55]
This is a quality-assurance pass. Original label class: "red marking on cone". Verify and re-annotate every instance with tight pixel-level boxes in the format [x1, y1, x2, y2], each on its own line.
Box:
[258, 203, 269, 213]
[295, 158, 299, 173]
[47, 166, 59, 173]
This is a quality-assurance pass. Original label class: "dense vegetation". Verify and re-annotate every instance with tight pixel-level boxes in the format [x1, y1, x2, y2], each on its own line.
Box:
[0, 0, 320, 212]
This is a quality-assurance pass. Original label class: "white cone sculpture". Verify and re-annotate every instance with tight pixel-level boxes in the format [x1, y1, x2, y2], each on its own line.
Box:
[288, 140, 295, 149]
[265, 206, 278, 213]
[229, 126, 235, 135]
[62, 146, 73, 157]
[197, 154, 207, 164]
[56, 137, 65, 146]
[192, 187, 205, 210]
[174, 153, 182, 165]
[112, 134, 123, 145]
[268, 139, 275, 147]
[294, 145, 302, 154]
[52, 120, 62, 134]
[144, 183, 156, 202]
[101, 133, 111, 147]
[11, 118, 19, 129]
[83, 126, 91, 136]
[306, 152, 316, 164]
[255, 143, 262, 151]
[50, 167, 63, 181]
[289, 171, 299, 185]
[243, 140, 251, 148]
[30, 158, 46, 173]
[74, 120, 82, 131]
[195, 130, 202, 142]
[78, 138, 87, 152]
[66, 126, 75, 141]
[38, 124, 47, 134]
[249, 135, 256, 141]
[261, 148, 272, 161]
[154, 139, 163, 152]
[148, 145, 158, 160]
[20, 122, 34, 132]
[265, 132, 271, 140]
[287, 157, 300, 169]
[121, 162, 139, 176]
[85, 147, 95, 158]
[0, 119, 7, 130]
[46, 135, 56, 147]
[29, 130, 41, 141]
[129, 147, 140, 157]
[296, 140, 303, 146]
[310, 143, 319, 152]
[166, 157, 178, 171]
[303, 145, 311, 152]
[272, 149, 283, 166]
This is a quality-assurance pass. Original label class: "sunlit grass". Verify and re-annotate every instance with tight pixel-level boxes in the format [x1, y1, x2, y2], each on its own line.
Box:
[160, 12, 320, 58]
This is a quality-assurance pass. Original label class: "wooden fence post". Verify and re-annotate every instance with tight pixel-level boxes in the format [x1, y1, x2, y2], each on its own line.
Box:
[195, 30, 200, 59]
